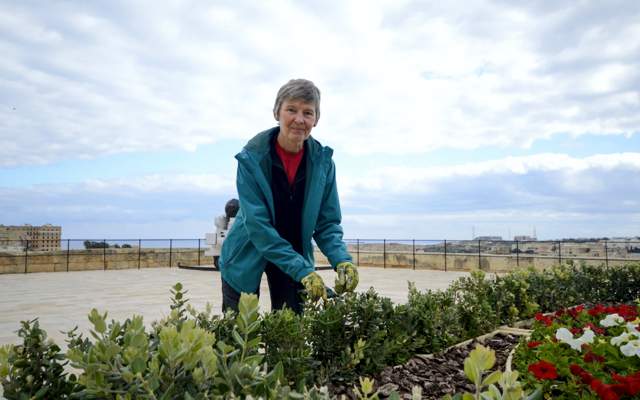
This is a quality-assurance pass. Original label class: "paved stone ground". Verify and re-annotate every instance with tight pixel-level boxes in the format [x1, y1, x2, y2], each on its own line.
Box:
[0, 266, 469, 348]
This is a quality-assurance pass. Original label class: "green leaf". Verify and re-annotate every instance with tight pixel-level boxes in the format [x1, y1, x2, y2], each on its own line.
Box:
[131, 356, 146, 374]
[482, 370, 502, 387]
[232, 330, 245, 348]
[464, 357, 479, 385]
[88, 309, 107, 334]
[486, 384, 502, 399]
[525, 387, 544, 400]
[33, 386, 48, 399]
[469, 344, 495, 371]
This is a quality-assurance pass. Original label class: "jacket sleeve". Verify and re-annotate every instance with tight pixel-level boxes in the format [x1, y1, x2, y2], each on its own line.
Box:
[313, 159, 352, 268]
[236, 160, 315, 282]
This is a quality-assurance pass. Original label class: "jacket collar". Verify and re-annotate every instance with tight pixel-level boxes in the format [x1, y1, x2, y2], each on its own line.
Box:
[243, 126, 324, 163]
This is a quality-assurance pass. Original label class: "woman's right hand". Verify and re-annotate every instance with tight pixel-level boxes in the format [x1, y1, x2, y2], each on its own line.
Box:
[301, 272, 327, 301]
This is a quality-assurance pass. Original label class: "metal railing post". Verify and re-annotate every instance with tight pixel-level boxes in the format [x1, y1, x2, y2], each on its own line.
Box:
[197, 239, 201, 265]
[138, 239, 141, 269]
[558, 241, 562, 265]
[103, 240, 107, 270]
[444, 239, 447, 271]
[605, 240, 609, 268]
[383, 239, 386, 268]
[516, 240, 519, 267]
[356, 239, 360, 266]
[478, 239, 481, 269]
[24, 240, 28, 273]
[412, 239, 416, 270]
[66, 239, 70, 272]
[169, 239, 173, 268]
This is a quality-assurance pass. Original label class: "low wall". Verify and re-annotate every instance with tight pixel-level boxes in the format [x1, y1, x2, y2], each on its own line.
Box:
[314, 250, 626, 273]
[0, 248, 627, 275]
[0, 248, 212, 274]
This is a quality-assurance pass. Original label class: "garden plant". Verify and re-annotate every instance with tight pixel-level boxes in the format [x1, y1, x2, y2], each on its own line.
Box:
[0, 261, 639, 399]
[513, 302, 640, 399]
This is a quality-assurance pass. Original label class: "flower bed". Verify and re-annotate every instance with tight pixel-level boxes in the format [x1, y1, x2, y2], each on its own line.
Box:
[370, 331, 524, 399]
[513, 304, 640, 399]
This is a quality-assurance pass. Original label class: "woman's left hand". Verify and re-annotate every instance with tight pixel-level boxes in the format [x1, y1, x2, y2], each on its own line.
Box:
[335, 262, 358, 293]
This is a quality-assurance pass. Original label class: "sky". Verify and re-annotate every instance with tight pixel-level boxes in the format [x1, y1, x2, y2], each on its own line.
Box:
[1, 0, 639, 241]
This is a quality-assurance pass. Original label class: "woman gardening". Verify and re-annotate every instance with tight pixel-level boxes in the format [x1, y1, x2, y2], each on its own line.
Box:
[219, 79, 358, 314]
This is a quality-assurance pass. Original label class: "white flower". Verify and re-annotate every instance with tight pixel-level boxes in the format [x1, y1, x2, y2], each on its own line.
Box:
[556, 328, 595, 352]
[600, 313, 625, 327]
[626, 322, 640, 334]
[619, 340, 640, 357]
[556, 327, 573, 341]
[611, 332, 631, 346]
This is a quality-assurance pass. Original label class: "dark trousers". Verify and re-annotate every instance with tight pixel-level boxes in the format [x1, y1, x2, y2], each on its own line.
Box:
[222, 263, 305, 314]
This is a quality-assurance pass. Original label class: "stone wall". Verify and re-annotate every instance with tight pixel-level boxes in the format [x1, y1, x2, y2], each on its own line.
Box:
[313, 250, 624, 273]
[0, 247, 626, 275]
[0, 248, 212, 274]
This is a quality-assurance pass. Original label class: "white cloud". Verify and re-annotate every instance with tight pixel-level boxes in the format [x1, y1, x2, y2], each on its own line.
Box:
[81, 174, 235, 194]
[2, 152, 638, 239]
[340, 152, 640, 198]
[0, 1, 639, 166]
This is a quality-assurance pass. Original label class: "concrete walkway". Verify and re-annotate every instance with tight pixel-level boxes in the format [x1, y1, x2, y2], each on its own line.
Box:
[0, 267, 469, 347]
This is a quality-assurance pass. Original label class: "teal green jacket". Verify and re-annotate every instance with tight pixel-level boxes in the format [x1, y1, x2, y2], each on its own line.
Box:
[220, 127, 352, 294]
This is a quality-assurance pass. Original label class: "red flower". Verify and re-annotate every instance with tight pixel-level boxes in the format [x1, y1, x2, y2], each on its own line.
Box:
[585, 322, 605, 335]
[535, 312, 554, 327]
[584, 351, 605, 363]
[527, 340, 543, 348]
[568, 305, 585, 318]
[571, 363, 594, 384]
[590, 379, 625, 400]
[589, 304, 607, 317]
[555, 309, 566, 317]
[615, 304, 638, 321]
[528, 360, 558, 380]
[571, 327, 583, 335]
[612, 372, 640, 396]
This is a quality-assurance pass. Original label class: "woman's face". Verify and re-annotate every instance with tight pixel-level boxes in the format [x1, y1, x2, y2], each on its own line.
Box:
[277, 99, 317, 146]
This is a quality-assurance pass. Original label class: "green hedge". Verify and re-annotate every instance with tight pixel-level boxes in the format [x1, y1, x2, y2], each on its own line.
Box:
[1, 262, 639, 399]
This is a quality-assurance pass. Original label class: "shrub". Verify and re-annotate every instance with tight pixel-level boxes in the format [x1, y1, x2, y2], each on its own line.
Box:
[406, 283, 462, 353]
[0, 319, 78, 399]
[261, 307, 314, 389]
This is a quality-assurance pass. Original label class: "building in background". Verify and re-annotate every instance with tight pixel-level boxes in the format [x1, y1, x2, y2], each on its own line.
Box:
[474, 236, 503, 241]
[0, 224, 62, 251]
[513, 235, 538, 241]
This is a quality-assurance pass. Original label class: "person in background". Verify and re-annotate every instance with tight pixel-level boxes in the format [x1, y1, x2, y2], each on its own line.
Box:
[219, 78, 357, 314]
[211, 198, 239, 269]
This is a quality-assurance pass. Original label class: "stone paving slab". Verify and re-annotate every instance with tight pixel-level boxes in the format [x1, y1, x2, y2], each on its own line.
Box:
[0, 267, 469, 348]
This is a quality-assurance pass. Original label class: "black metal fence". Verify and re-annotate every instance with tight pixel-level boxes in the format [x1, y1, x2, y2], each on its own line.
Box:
[0, 239, 206, 273]
[341, 239, 640, 271]
[0, 238, 639, 274]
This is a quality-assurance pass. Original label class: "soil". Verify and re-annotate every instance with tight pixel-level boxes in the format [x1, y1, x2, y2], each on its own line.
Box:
[330, 332, 522, 400]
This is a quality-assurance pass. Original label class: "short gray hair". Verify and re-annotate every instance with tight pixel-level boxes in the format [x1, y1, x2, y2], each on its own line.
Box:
[273, 79, 321, 125]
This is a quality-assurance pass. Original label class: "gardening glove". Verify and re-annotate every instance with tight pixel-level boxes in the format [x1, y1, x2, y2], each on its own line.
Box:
[335, 261, 358, 294]
[301, 271, 327, 302]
